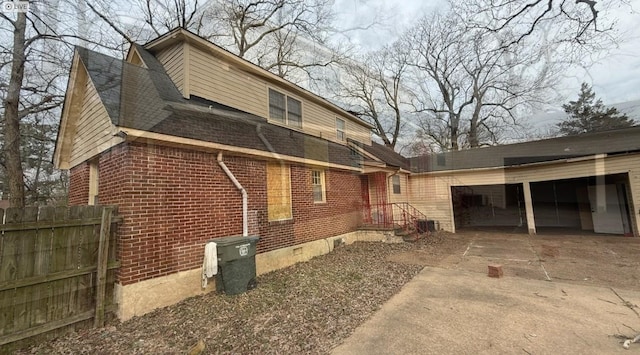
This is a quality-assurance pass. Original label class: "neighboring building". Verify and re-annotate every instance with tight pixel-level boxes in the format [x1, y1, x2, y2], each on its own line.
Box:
[53, 28, 640, 321]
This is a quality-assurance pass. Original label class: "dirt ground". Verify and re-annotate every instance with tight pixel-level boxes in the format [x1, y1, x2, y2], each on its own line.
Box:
[12, 230, 640, 354]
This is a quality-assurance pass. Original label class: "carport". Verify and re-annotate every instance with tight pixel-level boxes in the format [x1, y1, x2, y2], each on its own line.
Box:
[531, 174, 634, 236]
[452, 183, 526, 230]
[411, 127, 640, 237]
[451, 171, 636, 237]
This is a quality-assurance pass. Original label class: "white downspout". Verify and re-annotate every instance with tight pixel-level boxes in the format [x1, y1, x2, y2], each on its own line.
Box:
[217, 152, 248, 236]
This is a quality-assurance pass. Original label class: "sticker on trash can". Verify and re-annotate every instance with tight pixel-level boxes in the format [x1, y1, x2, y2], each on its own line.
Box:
[237, 243, 250, 257]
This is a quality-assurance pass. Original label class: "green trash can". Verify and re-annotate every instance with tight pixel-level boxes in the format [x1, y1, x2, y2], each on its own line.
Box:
[213, 235, 260, 295]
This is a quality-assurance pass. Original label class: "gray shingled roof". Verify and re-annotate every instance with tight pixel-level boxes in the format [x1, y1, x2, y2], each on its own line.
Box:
[76, 47, 123, 123]
[409, 126, 640, 173]
[78, 46, 362, 169]
[351, 141, 410, 170]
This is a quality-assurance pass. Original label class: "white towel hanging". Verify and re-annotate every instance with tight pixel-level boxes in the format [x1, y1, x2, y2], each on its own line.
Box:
[202, 241, 217, 288]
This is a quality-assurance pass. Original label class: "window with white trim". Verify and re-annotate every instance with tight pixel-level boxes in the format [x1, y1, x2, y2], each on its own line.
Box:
[336, 118, 346, 141]
[312, 170, 326, 203]
[269, 88, 302, 128]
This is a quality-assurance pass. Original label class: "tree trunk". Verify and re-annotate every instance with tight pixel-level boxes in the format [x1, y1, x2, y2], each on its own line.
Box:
[449, 112, 459, 151]
[468, 97, 482, 148]
[3, 12, 27, 207]
[468, 116, 479, 148]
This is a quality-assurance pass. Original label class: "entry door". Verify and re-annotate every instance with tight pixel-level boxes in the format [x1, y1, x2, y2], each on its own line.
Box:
[587, 185, 624, 234]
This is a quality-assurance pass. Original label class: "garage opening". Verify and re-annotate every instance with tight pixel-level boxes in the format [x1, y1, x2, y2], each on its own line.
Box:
[452, 184, 526, 231]
[531, 173, 634, 236]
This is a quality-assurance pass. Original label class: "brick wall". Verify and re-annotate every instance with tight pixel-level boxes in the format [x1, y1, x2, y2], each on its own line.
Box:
[290, 166, 362, 245]
[68, 162, 90, 205]
[90, 142, 362, 285]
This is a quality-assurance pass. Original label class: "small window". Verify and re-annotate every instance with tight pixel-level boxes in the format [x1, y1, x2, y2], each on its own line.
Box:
[336, 118, 346, 141]
[392, 175, 401, 194]
[269, 88, 302, 128]
[89, 159, 99, 205]
[312, 170, 326, 203]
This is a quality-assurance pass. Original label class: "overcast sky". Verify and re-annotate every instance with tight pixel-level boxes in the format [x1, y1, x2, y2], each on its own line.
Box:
[333, 0, 640, 108]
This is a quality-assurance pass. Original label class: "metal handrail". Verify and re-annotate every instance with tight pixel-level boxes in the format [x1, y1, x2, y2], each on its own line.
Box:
[363, 202, 429, 233]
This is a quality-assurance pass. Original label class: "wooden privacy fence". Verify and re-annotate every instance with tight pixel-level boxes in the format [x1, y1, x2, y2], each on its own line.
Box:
[0, 205, 120, 347]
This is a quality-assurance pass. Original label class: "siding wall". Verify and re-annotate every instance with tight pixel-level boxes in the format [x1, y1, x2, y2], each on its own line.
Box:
[68, 141, 363, 286]
[409, 154, 640, 235]
[69, 73, 120, 168]
[155, 42, 185, 94]
[387, 173, 410, 204]
[181, 44, 371, 145]
[70, 72, 114, 167]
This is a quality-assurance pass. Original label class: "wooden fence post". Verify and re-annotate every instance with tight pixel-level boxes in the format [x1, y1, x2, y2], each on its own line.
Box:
[94, 207, 112, 327]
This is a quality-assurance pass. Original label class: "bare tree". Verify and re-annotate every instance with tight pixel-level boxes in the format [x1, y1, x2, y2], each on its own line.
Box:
[2, 10, 28, 207]
[405, 9, 568, 151]
[374, 41, 410, 149]
[135, 0, 205, 37]
[462, 29, 560, 147]
[208, 0, 334, 58]
[0, 1, 125, 207]
[406, 12, 469, 151]
[453, 0, 620, 48]
[334, 42, 410, 149]
[127, 0, 349, 82]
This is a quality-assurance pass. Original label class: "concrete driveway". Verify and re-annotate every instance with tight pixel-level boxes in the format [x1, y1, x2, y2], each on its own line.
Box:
[333, 232, 640, 354]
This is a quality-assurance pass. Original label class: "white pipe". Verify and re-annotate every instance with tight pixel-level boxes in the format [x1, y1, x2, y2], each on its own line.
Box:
[217, 152, 248, 236]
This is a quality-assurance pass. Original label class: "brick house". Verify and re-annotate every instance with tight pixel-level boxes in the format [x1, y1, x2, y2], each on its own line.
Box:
[54, 28, 640, 320]
[53, 29, 413, 319]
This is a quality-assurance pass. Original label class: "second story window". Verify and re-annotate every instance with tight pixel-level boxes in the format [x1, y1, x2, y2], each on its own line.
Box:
[269, 88, 302, 128]
[336, 118, 345, 141]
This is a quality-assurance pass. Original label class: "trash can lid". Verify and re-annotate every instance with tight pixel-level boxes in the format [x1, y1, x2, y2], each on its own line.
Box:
[210, 235, 260, 246]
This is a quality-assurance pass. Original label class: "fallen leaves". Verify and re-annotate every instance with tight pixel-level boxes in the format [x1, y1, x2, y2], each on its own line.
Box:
[15, 236, 451, 354]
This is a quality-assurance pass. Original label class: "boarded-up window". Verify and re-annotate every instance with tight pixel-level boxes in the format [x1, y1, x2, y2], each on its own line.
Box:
[312, 170, 326, 203]
[267, 163, 292, 221]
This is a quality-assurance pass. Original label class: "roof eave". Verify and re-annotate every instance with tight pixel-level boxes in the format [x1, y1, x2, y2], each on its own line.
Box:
[53, 49, 83, 170]
[117, 126, 364, 173]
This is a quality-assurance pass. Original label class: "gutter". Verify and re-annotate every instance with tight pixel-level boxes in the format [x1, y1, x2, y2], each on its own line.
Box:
[410, 153, 620, 176]
[217, 152, 248, 236]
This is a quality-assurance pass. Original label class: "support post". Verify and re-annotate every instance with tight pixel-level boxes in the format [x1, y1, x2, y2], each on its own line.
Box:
[94, 207, 112, 327]
[522, 181, 536, 235]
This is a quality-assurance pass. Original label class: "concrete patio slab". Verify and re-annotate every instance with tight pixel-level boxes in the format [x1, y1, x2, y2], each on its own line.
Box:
[332, 266, 640, 354]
